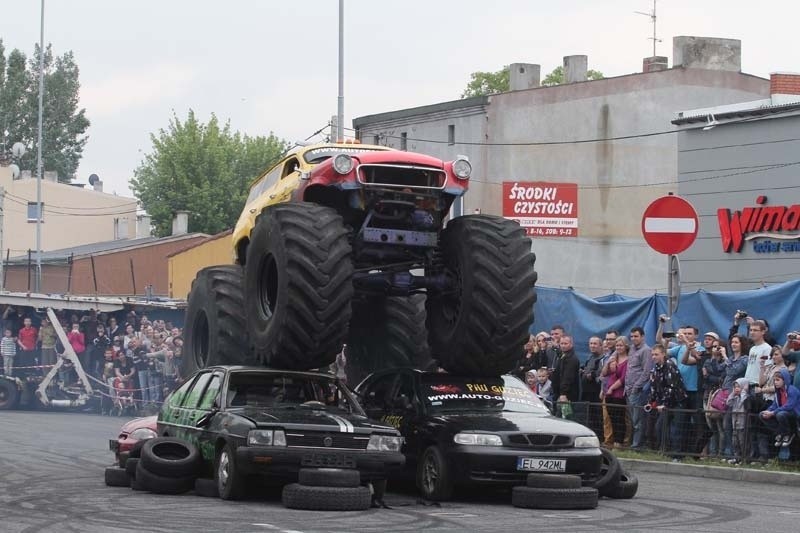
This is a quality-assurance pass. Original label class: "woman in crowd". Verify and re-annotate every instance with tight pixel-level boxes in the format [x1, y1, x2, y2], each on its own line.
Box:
[704, 339, 728, 458]
[721, 334, 750, 457]
[604, 336, 629, 448]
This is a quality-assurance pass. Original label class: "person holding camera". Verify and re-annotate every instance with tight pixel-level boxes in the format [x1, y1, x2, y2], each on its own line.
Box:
[780, 331, 800, 393]
[703, 336, 727, 457]
[744, 320, 773, 463]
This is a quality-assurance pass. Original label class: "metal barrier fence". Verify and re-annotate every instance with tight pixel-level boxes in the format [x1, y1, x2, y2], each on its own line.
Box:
[563, 401, 800, 463]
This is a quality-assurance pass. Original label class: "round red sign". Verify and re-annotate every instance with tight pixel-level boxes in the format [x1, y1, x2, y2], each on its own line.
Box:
[641, 195, 699, 255]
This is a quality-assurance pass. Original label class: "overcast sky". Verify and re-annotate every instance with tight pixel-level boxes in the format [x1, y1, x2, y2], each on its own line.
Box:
[1, 0, 798, 197]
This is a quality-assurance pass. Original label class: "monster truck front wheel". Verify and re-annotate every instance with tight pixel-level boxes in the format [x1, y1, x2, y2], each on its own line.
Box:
[245, 203, 354, 370]
[184, 266, 251, 375]
[427, 215, 537, 376]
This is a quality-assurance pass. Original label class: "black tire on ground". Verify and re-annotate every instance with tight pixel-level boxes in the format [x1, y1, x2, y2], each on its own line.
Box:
[298, 468, 360, 488]
[184, 265, 252, 375]
[347, 294, 431, 385]
[526, 473, 582, 489]
[140, 437, 201, 479]
[104, 466, 131, 487]
[282, 483, 371, 511]
[135, 461, 194, 495]
[426, 215, 537, 376]
[608, 470, 639, 499]
[590, 449, 622, 497]
[416, 445, 453, 501]
[512, 486, 599, 509]
[129, 439, 147, 459]
[0, 378, 20, 410]
[215, 442, 246, 500]
[244, 203, 354, 370]
[130, 476, 145, 491]
[194, 477, 219, 498]
[118, 452, 129, 469]
[125, 457, 139, 478]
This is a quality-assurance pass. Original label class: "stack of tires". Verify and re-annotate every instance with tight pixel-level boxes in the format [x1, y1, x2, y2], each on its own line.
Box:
[590, 448, 639, 500]
[282, 468, 372, 511]
[105, 438, 203, 495]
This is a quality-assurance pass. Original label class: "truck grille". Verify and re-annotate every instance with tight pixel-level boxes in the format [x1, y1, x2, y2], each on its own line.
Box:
[358, 164, 446, 190]
[507, 434, 572, 448]
[285, 432, 369, 450]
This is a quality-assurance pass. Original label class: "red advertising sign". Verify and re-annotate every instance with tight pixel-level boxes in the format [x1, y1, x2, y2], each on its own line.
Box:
[641, 195, 699, 255]
[718, 195, 800, 253]
[502, 182, 578, 237]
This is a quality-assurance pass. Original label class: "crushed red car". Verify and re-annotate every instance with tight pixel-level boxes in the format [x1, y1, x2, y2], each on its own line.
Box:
[108, 415, 157, 464]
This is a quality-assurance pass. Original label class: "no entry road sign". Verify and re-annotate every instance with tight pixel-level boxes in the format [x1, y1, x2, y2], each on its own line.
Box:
[641, 195, 699, 255]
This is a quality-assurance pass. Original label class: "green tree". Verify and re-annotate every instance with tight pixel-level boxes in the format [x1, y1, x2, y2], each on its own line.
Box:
[461, 66, 509, 98]
[541, 66, 604, 86]
[131, 110, 289, 237]
[0, 40, 89, 181]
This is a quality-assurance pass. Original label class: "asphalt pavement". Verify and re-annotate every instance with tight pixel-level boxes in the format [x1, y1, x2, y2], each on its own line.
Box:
[0, 410, 798, 532]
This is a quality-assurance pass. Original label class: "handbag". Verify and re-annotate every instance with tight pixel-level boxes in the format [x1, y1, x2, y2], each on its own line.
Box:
[559, 400, 573, 419]
[708, 387, 729, 412]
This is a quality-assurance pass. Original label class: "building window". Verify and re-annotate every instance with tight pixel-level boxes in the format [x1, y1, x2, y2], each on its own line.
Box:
[400, 132, 407, 151]
[27, 202, 43, 222]
[448, 124, 455, 145]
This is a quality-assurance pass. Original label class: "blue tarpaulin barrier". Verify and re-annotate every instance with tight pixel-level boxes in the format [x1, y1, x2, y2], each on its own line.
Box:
[531, 279, 800, 363]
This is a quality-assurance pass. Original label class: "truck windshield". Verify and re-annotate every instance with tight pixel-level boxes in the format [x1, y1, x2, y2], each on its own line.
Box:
[421, 375, 549, 414]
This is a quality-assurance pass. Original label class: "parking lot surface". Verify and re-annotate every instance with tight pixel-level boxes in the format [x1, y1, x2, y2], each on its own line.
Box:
[0, 411, 797, 532]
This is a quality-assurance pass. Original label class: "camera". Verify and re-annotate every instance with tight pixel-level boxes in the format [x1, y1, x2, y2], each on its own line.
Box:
[789, 333, 799, 340]
[736, 310, 748, 319]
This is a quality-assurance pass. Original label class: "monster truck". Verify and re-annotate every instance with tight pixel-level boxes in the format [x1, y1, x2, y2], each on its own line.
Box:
[184, 142, 537, 380]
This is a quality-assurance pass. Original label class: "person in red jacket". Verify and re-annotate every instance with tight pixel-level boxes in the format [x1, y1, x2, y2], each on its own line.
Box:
[17, 317, 38, 370]
[66, 322, 86, 369]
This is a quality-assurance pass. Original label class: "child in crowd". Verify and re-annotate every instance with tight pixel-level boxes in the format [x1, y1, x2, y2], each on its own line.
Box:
[1, 328, 16, 376]
[532, 367, 553, 404]
[726, 378, 751, 465]
[759, 368, 800, 448]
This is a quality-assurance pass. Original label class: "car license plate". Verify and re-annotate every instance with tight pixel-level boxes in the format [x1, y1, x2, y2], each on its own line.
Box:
[301, 453, 355, 468]
[517, 457, 566, 472]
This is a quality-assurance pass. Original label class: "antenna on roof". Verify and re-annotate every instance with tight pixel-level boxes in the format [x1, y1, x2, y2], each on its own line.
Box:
[635, 0, 662, 57]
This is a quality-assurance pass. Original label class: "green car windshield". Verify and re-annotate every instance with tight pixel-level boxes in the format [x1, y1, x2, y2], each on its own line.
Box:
[226, 372, 364, 416]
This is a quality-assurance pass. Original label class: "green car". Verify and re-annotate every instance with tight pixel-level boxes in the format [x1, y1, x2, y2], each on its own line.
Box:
[157, 366, 405, 499]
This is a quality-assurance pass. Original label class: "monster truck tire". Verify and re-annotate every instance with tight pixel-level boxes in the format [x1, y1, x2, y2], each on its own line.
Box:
[282, 483, 371, 511]
[135, 461, 194, 495]
[184, 265, 251, 375]
[348, 294, 431, 384]
[130, 476, 146, 491]
[245, 203, 354, 370]
[125, 457, 140, 478]
[511, 486, 598, 510]
[526, 473, 582, 489]
[590, 448, 622, 497]
[104, 466, 131, 488]
[608, 470, 639, 499]
[194, 477, 219, 498]
[0, 378, 20, 410]
[427, 215, 537, 376]
[298, 468, 360, 488]
[140, 438, 201, 479]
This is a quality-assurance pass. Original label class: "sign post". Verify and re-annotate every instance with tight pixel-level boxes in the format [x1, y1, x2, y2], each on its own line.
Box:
[642, 194, 698, 315]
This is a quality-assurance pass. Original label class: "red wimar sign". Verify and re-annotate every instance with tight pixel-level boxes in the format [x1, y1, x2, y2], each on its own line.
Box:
[717, 195, 800, 252]
[502, 182, 578, 237]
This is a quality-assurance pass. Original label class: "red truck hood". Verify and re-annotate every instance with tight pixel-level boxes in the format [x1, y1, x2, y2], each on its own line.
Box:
[350, 150, 445, 169]
[120, 415, 157, 434]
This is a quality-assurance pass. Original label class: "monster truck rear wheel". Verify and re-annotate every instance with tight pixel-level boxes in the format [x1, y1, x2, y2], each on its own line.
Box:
[427, 215, 537, 376]
[0, 378, 20, 410]
[347, 294, 431, 384]
[184, 266, 251, 375]
[245, 203, 353, 370]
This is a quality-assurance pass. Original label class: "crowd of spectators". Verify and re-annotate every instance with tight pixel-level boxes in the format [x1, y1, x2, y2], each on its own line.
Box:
[0, 305, 184, 415]
[516, 311, 800, 464]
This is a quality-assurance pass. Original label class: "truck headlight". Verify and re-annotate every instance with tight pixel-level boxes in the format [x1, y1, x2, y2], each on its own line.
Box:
[247, 429, 287, 446]
[333, 153, 354, 174]
[453, 432, 503, 446]
[573, 436, 600, 448]
[367, 435, 402, 452]
[452, 157, 471, 179]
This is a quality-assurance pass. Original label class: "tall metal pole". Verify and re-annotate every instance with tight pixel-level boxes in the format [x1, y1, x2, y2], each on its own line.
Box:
[337, 0, 344, 142]
[35, 0, 45, 293]
[652, 0, 658, 57]
[0, 187, 5, 291]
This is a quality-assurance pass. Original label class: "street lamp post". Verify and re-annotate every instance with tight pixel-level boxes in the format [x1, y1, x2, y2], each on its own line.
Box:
[35, 0, 45, 293]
